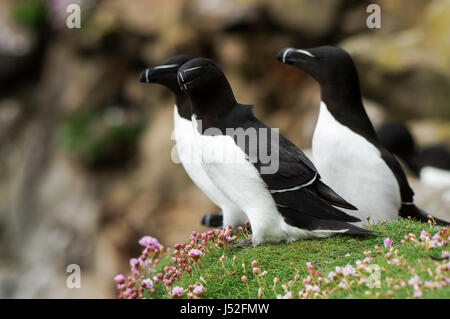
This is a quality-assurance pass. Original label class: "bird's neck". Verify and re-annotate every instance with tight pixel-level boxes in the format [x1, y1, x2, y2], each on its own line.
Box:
[174, 94, 192, 120]
[320, 82, 378, 143]
[190, 88, 237, 128]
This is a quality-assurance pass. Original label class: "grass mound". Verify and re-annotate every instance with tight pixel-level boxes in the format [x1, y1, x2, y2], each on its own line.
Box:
[116, 219, 449, 299]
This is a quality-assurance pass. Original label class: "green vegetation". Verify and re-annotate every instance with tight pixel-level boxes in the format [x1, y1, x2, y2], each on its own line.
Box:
[11, 0, 47, 30]
[144, 220, 449, 299]
[59, 107, 145, 169]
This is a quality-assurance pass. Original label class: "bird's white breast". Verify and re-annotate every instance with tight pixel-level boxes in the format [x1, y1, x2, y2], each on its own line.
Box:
[312, 102, 401, 224]
[173, 106, 246, 227]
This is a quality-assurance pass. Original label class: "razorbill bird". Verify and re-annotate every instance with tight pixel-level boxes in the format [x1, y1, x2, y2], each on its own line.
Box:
[277, 46, 449, 226]
[177, 57, 372, 246]
[139, 55, 247, 229]
[377, 122, 450, 188]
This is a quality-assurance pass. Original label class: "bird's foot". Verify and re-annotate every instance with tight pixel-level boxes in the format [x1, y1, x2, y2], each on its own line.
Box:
[201, 212, 223, 228]
[232, 237, 252, 248]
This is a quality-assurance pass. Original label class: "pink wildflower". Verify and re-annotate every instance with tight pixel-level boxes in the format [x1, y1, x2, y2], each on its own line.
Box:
[138, 236, 162, 251]
[188, 249, 203, 259]
[170, 286, 184, 298]
[142, 278, 153, 289]
[384, 238, 393, 247]
[192, 284, 204, 296]
[114, 274, 125, 284]
[129, 258, 139, 271]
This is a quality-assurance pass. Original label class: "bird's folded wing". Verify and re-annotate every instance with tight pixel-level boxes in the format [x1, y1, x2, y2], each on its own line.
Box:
[272, 188, 360, 223]
[249, 120, 319, 190]
[379, 146, 414, 203]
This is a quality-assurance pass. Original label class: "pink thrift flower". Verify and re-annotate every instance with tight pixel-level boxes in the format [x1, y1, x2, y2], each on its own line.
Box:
[408, 275, 422, 286]
[188, 249, 203, 258]
[138, 236, 162, 251]
[170, 286, 184, 298]
[327, 271, 337, 280]
[192, 284, 204, 296]
[114, 274, 125, 284]
[305, 284, 319, 293]
[144, 259, 152, 273]
[277, 291, 292, 299]
[123, 288, 133, 298]
[384, 238, 393, 247]
[142, 278, 153, 289]
[420, 230, 430, 240]
[343, 264, 356, 277]
[306, 262, 314, 274]
[130, 258, 139, 271]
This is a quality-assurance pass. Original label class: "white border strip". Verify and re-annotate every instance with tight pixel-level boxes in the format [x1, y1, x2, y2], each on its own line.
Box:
[154, 64, 179, 70]
[270, 174, 318, 193]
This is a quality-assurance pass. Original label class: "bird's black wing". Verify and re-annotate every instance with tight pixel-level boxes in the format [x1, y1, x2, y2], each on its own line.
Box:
[378, 145, 414, 203]
[218, 106, 360, 226]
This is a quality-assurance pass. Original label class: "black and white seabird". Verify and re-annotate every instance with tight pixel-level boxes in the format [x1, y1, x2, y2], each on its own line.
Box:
[277, 46, 449, 226]
[377, 122, 450, 188]
[177, 57, 372, 246]
[139, 55, 247, 229]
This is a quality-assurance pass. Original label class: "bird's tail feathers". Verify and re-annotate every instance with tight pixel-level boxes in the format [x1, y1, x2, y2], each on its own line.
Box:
[309, 180, 358, 210]
[399, 204, 449, 226]
[343, 223, 377, 236]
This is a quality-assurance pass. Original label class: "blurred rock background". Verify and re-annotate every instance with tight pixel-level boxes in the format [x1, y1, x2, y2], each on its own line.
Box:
[0, 0, 448, 298]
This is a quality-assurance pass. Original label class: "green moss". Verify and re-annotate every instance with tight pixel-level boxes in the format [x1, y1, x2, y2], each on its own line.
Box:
[150, 220, 449, 299]
[59, 107, 145, 169]
[11, 0, 47, 30]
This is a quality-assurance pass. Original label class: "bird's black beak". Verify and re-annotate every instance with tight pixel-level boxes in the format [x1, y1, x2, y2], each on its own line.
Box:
[139, 64, 180, 83]
[177, 65, 204, 92]
[139, 68, 156, 83]
[277, 48, 315, 65]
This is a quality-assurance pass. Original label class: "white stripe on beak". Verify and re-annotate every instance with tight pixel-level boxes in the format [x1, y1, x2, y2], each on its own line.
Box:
[153, 64, 179, 70]
[183, 66, 203, 73]
[282, 48, 294, 64]
[145, 69, 149, 83]
[295, 49, 315, 58]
